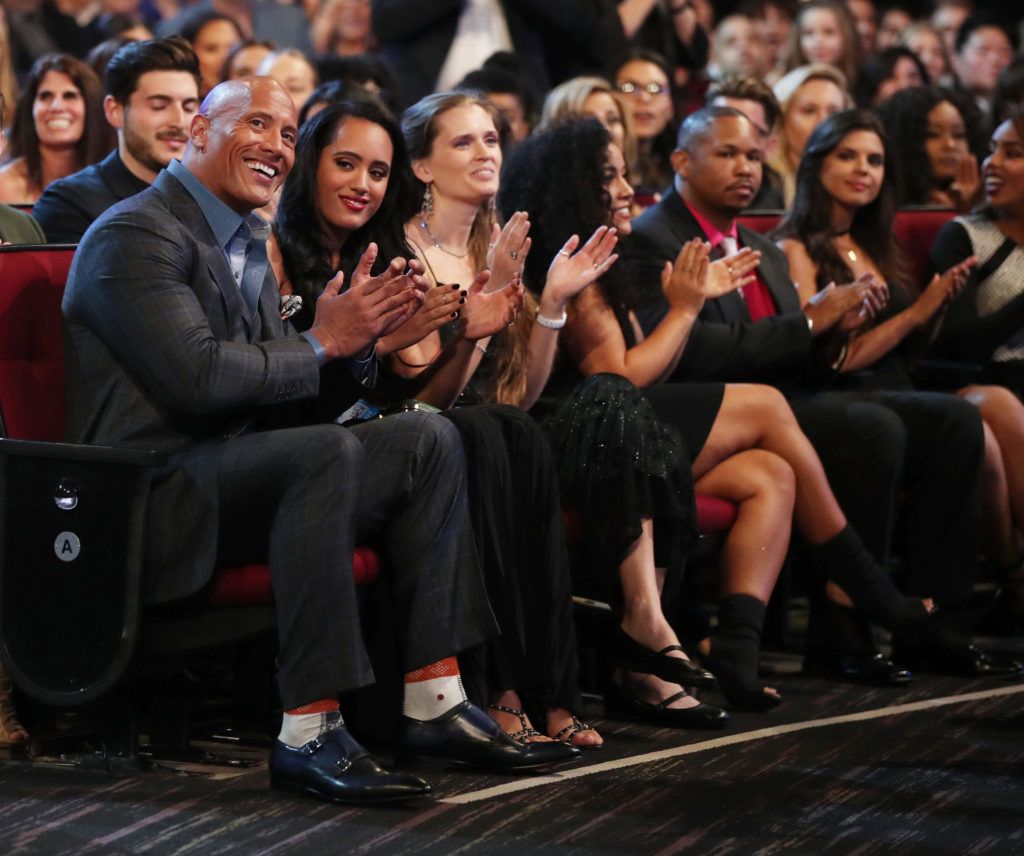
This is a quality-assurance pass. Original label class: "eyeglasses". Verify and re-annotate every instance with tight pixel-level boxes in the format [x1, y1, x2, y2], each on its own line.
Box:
[617, 81, 670, 97]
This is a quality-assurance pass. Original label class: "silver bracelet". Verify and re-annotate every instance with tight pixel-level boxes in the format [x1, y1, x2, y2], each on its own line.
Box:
[536, 310, 567, 329]
[474, 341, 488, 355]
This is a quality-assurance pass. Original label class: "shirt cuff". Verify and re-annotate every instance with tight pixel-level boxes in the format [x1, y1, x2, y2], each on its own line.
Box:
[300, 330, 326, 365]
[346, 346, 378, 388]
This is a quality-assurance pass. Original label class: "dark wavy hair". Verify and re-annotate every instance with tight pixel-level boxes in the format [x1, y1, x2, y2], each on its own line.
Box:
[853, 46, 929, 107]
[499, 117, 640, 311]
[875, 85, 986, 206]
[275, 98, 415, 305]
[774, 108, 907, 292]
[7, 53, 109, 194]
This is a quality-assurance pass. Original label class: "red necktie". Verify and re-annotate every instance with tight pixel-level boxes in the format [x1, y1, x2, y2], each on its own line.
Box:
[718, 237, 776, 321]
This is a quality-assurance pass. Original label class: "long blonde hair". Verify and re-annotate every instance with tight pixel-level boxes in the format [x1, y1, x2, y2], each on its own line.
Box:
[0, 17, 17, 123]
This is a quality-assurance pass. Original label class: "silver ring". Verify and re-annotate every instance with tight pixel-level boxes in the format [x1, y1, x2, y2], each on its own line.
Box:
[593, 262, 600, 269]
[558, 250, 571, 258]
[510, 250, 518, 260]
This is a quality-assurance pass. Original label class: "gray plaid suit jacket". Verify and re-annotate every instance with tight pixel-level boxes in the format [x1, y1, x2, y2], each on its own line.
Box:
[63, 169, 323, 603]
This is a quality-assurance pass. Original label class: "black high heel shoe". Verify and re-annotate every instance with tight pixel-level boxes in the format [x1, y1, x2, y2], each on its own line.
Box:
[605, 626, 717, 688]
[810, 525, 931, 631]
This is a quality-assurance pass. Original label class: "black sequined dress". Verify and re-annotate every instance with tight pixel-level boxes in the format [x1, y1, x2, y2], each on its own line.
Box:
[535, 307, 724, 603]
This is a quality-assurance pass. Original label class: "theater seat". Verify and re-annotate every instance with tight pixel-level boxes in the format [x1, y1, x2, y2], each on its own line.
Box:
[0, 244, 381, 709]
[893, 207, 957, 293]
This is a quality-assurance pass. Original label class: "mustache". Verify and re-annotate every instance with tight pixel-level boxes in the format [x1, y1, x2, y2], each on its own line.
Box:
[156, 130, 189, 142]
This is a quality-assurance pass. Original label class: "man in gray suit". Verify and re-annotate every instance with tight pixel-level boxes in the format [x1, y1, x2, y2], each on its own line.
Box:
[62, 77, 572, 805]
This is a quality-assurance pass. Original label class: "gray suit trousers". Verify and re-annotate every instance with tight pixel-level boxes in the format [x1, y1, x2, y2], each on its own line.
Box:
[208, 412, 494, 709]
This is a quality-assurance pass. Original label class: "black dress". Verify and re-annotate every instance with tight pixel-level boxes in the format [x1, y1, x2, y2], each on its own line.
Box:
[536, 305, 724, 604]
[382, 306, 583, 712]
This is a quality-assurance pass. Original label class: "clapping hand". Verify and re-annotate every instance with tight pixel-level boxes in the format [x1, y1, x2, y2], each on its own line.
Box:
[541, 226, 619, 307]
[459, 270, 525, 340]
[309, 243, 427, 359]
[377, 282, 467, 355]
[912, 256, 977, 323]
[486, 211, 531, 292]
[705, 246, 761, 298]
[661, 238, 711, 316]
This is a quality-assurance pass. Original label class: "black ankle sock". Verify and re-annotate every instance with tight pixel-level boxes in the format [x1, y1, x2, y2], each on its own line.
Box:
[810, 525, 929, 631]
[708, 594, 777, 710]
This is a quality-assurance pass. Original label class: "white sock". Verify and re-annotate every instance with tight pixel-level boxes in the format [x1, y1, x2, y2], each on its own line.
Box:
[277, 708, 344, 748]
[402, 674, 466, 721]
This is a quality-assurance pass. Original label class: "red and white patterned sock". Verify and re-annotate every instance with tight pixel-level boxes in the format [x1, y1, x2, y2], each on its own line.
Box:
[277, 699, 342, 747]
[402, 656, 466, 721]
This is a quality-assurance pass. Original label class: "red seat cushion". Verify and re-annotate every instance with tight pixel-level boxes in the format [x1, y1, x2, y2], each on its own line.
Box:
[208, 547, 381, 606]
[893, 208, 957, 294]
[0, 247, 74, 441]
[561, 493, 737, 547]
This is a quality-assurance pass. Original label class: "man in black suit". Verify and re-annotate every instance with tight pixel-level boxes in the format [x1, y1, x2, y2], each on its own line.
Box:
[63, 76, 574, 805]
[627, 107, 1008, 680]
[34, 38, 201, 244]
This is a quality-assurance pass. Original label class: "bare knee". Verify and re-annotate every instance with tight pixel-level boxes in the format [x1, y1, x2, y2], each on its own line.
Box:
[982, 421, 1006, 482]
[742, 449, 796, 504]
[963, 385, 1024, 435]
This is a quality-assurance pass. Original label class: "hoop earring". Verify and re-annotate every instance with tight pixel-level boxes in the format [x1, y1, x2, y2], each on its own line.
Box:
[421, 183, 434, 222]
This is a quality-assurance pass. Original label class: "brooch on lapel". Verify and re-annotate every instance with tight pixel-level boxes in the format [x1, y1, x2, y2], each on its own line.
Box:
[279, 294, 303, 320]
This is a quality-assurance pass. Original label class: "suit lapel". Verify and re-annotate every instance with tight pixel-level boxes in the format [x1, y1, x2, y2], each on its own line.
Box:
[153, 171, 254, 340]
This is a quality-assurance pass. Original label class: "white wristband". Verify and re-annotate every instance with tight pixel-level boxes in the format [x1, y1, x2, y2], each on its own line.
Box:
[536, 310, 567, 329]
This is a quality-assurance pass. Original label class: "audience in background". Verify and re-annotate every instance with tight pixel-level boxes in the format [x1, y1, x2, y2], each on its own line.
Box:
[0, 53, 107, 204]
[783, 0, 862, 91]
[932, 0, 973, 60]
[180, 11, 241, 98]
[457, 53, 536, 144]
[220, 38, 273, 82]
[771, 63, 850, 205]
[901, 22, 954, 88]
[33, 37, 199, 242]
[256, 47, 318, 115]
[614, 50, 677, 201]
[953, 14, 1015, 118]
[310, 0, 374, 57]
[854, 46, 928, 107]
[875, 5, 913, 51]
[877, 85, 985, 211]
[708, 15, 765, 83]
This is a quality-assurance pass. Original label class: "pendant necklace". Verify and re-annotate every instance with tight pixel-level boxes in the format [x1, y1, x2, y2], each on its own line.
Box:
[419, 217, 467, 259]
[833, 229, 857, 263]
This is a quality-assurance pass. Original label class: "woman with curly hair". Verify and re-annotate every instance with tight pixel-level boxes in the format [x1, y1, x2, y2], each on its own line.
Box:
[877, 85, 987, 212]
[776, 109, 1024, 643]
[273, 95, 605, 752]
[540, 76, 637, 185]
[0, 53, 108, 204]
[500, 118, 935, 717]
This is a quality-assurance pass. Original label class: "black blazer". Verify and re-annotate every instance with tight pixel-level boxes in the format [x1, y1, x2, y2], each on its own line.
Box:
[626, 189, 837, 390]
[33, 149, 149, 244]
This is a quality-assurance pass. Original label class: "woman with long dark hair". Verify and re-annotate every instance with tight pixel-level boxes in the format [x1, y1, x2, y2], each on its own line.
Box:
[273, 96, 603, 751]
[500, 118, 936, 715]
[0, 53, 108, 204]
[776, 109, 1024, 653]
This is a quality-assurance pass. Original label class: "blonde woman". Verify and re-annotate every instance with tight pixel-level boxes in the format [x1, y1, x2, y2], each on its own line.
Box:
[770, 63, 851, 205]
[540, 76, 637, 185]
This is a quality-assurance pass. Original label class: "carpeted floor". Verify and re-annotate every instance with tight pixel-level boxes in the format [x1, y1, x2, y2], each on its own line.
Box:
[2, 652, 1023, 855]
